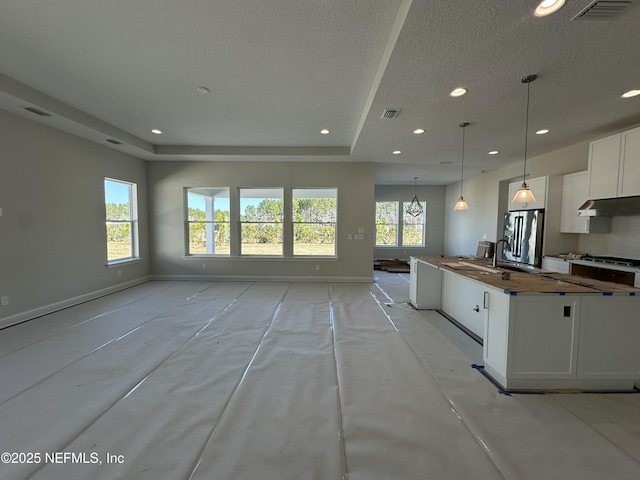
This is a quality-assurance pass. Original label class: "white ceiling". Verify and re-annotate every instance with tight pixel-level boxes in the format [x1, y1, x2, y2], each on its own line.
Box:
[1, 0, 639, 185]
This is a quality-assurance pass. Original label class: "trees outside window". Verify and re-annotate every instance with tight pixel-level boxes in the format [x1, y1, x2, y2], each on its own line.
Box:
[375, 201, 398, 246]
[402, 201, 426, 246]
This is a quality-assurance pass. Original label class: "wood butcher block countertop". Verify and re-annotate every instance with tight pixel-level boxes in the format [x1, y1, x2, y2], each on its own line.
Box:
[416, 256, 640, 295]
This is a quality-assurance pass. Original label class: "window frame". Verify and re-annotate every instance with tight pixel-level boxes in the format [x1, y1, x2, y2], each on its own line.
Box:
[185, 187, 231, 256]
[292, 187, 337, 257]
[401, 200, 427, 247]
[239, 187, 285, 257]
[375, 201, 399, 247]
[104, 177, 139, 265]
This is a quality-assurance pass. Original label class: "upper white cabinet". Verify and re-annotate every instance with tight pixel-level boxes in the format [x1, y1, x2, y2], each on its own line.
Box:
[508, 176, 547, 211]
[588, 126, 640, 199]
[560, 171, 610, 234]
[619, 126, 640, 197]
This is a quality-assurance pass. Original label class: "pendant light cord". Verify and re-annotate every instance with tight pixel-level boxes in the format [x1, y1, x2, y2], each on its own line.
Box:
[523, 80, 530, 182]
[460, 123, 466, 197]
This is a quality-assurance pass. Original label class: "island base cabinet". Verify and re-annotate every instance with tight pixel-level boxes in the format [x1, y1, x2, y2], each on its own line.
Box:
[409, 257, 442, 309]
[484, 294, 639, 391]
[578, 295, 640, 380]
[484, 295, 581, 390]
[441, 271, 488, 340]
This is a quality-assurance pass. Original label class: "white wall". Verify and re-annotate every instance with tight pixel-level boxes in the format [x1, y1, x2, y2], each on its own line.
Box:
[0, 110, 150, 326]
[374, 184, 446, 259]
[147, 161, 375, 281]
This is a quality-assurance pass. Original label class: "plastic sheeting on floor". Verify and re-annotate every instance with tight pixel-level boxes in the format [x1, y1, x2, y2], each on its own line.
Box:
[1, 276, 640, 479]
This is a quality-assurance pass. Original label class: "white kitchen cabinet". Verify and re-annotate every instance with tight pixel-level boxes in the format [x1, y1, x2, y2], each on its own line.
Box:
[619, 126, 640, 197]
[560, 171, 610, 234]
[409, 257, 441, 309]
[577, 295, 640, 381]
[588, 133, 621, 199]
[588, 126, 640, 199]
[508, 176, 546, 211]
[441, 270, 488, 339]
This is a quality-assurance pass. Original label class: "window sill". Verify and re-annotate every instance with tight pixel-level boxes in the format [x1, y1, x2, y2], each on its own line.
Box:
[183, 255, 339, 262]
[107, 258, 142, 268]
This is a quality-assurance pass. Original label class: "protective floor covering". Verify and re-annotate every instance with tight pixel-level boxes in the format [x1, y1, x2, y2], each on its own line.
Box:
[0, 273, 639, 479]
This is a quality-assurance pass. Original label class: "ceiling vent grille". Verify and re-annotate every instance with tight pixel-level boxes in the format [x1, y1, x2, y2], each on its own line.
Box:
[23, 106, 52, 117]
[105, 138, 123, 145]
[572, 0, 633, 20]
[381, 108, 400, 119]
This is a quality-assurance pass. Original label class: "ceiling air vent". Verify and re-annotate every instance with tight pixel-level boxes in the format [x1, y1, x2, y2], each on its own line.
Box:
[105, 139, 123, 145]
[572, 0, 633, 20]
[381, 108, 400, 119]
[23, 106, 52, 117]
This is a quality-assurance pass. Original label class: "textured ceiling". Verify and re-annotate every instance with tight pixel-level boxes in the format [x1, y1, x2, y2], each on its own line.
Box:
[1, 0, 639, 185]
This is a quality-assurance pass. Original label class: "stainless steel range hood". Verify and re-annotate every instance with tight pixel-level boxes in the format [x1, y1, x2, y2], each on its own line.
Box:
[577, 195, 640, 216]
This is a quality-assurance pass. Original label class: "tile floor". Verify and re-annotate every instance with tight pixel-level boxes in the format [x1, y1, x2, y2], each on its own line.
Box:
[0, 273, 639, 479]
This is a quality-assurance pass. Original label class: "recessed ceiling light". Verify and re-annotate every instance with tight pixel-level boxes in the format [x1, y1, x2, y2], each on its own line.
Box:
[450, 88, 467, 97]
[488, 150, 499, 155]
[151, 129, 162, 135]
[393, 150, 402, 155]
[621, 89, 640, 98]
[413, 128, 425, 134]
[536, 129, 549, 135]
[534, 0, 565, 17]
[196, 86, 211, 94]
[320, 129, 330, 135]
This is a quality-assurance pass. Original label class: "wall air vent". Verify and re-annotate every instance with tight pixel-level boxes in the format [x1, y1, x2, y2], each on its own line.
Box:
[105, 139, 123, 145]
[572, 0, 633, 20]
[23, 106, 52, 117]
[381, 108, 400, 119]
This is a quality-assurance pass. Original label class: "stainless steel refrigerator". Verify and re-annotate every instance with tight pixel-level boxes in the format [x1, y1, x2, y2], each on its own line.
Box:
[502, 209, 544, 267]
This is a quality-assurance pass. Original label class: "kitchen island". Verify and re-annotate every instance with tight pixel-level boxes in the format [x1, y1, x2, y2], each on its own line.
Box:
[410, 256, 640, 391]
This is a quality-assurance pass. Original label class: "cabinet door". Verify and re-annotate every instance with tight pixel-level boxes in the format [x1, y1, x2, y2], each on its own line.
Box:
[508, 176, 546, 211]
[588, 134, 621, 199]
[441, 271, 486, 339]
[507, 296, 580, 379]
[577, 295, 640, 378]
[619, 126, 640, 197]
[560, 171, 589, 233]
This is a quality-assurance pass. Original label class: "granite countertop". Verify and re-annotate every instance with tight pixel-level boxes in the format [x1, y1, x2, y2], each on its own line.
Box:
[416, 256, 640, 295]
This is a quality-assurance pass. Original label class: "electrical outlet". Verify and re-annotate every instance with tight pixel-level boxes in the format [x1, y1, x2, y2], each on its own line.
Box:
[117, 270, 122, 277]
[1, 296, 8, 306]
[202, 263, 206, 270]
[315, 265, 320, 271]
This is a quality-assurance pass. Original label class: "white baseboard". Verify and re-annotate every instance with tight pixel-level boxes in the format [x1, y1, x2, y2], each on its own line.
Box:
[151, 274, 374, 283]
[0, 276, 152, 329]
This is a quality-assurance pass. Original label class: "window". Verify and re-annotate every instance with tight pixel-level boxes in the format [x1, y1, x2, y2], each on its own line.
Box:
[401, 201, 426, 246]
[240, 188, 283, 255]
[375, 201, 398, 246]
[104, 178, 138, 263]
[186, 188, 230, 255]
[292, 188, 337, 256]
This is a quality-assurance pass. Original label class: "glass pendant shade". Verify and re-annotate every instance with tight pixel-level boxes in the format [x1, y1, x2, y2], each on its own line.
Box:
[454, 196, 469, 210]
[406, 177, 423, 217]
[512, 182, 536, 204]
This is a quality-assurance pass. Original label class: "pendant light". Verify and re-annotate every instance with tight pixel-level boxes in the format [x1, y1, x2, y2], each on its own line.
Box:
[406, 177, 423, 217]
[512, 74, 537, 206]
[454, 122, 470, 210]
